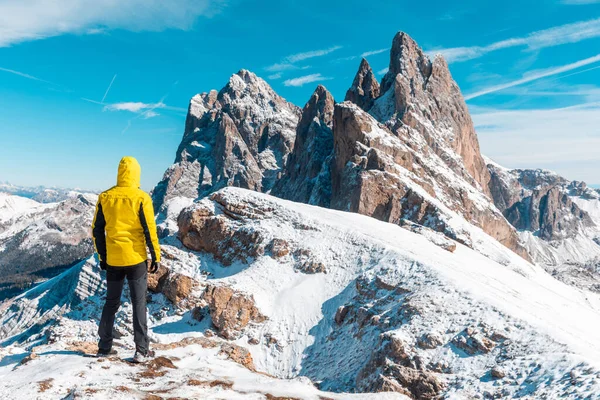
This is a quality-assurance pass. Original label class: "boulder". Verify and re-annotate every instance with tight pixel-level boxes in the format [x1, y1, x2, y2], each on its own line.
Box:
[203, 284, 266, 339]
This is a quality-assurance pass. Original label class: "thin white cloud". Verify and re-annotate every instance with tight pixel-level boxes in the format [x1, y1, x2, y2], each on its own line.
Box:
[265, 45, 341, 73]
[142, 110, 159, 119]
[435, 17, 600, 63]
[103, 101, 185, 114]
[283, 73, 331, 87]
[285, 46, 342, 63]
[101, 74, 117, 103]
[0, 66, 54, 84]
[360, 48, 388, 57]
[265, 63, 299, 72]
[562, 0, 600, 4]
[465, 53, 600, 99]
[0, 0, 228, 47]
[104, 102, 164, 113]
[268, 73, 282, 80]
[473, 102, 600, 183]
[377, 67, 389, 75]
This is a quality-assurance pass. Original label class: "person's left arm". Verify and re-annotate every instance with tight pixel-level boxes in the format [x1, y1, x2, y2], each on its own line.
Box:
[139, 194, 161, 272]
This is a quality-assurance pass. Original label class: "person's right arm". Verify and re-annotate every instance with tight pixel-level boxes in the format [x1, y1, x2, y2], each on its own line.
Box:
[92, 198, 108, 268]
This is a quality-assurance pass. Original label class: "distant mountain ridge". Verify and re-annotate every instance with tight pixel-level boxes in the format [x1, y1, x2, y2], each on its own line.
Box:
[0, 182, 97, 203]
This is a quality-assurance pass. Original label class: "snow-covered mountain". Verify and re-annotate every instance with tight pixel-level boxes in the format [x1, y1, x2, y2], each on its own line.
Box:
[3, 30, 600, 399]
[0, 182, 96, 203]
[2, 188, 600, 398]
[0, 192, 96, 300]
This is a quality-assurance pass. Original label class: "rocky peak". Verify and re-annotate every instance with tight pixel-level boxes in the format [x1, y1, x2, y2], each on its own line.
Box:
[152, 70, 301, 211]
[371, 31, 491, 197]
[380, 32, 432, 95]
[271, 85, 335, 206]
[345, 58, 380, 111]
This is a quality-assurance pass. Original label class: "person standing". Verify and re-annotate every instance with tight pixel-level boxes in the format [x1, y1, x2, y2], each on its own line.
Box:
[92, 156, 161, 363]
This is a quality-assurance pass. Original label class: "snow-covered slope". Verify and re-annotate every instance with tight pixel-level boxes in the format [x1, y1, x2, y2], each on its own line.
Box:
[0, 193, 96, 301]
[0, 192, 41, 222]
[3, 188, 600, 398]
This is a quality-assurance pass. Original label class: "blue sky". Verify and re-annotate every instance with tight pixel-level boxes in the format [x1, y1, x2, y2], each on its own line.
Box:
[0, 0, 599, 191]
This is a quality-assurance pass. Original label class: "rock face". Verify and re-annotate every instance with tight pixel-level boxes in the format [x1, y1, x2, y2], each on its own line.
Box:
[345, 58, 380, 111]
[329, 101, 528, 259]
[487, 163, 594, 241]
[375, 32, 491, 196]
[177, 191, 270, 266]
[203, 284, 266, 340]
[272, 85, 335, 207]
[153, 70, 301, 210]
[356, 335, 445, 398]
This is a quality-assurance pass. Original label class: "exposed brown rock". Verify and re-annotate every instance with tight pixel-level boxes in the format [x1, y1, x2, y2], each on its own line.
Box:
[272, 85, 335, 207]
[147, 263, 170, 293]
[177, 197, 267, 266]
[345, 58, 381, 111]
[293, 248, 327, 274]
[162, 273, 195, 304]
[269, 239, 291, 258]
[377, 32, 491, 196]
[330, 101, 529, 259]
[152, 336, 218, 351]
[219, 343, 256, 371]
[38, 378, 54, 392]
[452, 327, 496, 355]
[356, 335, 444, 399]
[417, 333, 444, 350]
[203, 284, 266, 339]
[19, 352, 38, 365]
[187, 379, 234, 389]
[488, 163, 595, 242]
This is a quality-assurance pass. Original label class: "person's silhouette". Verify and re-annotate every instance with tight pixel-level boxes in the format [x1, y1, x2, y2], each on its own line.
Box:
[92, 156, 161, 363]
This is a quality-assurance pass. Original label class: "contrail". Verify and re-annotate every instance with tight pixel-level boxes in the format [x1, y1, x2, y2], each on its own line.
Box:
[465, 53, 600, 100]
[101, 74, 117, 103]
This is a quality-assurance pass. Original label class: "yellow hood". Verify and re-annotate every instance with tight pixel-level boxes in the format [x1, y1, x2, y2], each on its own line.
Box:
[117, 156, 141, 188]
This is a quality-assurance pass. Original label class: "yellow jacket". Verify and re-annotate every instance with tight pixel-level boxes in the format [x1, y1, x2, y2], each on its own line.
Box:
[92, 156, 161, 267]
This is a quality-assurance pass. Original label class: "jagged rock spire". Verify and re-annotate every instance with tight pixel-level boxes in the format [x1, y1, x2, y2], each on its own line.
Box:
[272, 85, 335, 206]
[345, 58, 380, 111]
[380, 32, 432, 95]
[152, 70, 301, 212]
[371, 31, 492, 198]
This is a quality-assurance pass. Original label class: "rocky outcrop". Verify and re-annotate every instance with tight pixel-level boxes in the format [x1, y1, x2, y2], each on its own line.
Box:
[271, 85, 334, 207]
[488, 163, 594, 241]
[345, 58, 380, 111]
[177, 192, 269, 266]
[329, 101, 529, 259]
[153, 70, 301, 210]
[374, 32, 491, 196]
[356, 335, 445, 398]
[162, 273, 195, 304]
[203, 284, 266, 339]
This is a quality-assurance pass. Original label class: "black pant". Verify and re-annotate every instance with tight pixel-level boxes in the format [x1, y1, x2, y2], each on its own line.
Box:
[98, 261, 148, 353]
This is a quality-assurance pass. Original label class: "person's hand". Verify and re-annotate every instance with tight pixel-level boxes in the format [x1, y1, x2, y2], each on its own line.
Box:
[100, 260, 108, 270]
[149, 260, 161, 274]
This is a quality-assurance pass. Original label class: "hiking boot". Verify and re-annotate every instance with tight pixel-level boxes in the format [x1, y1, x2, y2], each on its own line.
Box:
[132, 349, 155, 363]
[96, 348, 117, 357]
